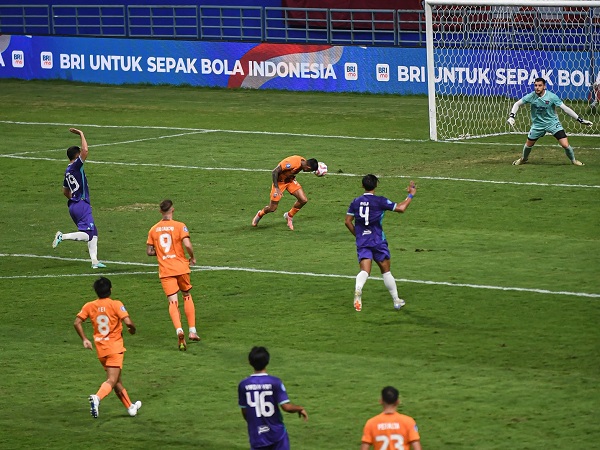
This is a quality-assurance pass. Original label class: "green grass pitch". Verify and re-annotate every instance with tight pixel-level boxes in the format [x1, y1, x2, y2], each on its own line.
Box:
[0, 79, 598, 449]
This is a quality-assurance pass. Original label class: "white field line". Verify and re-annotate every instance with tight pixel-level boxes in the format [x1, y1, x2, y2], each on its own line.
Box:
[0, 120, 428, 142]
[2, 121, 599, 188]
[4, 119, 600, 150]
[2, 153, 599, 188]
[1, 253, 598, 298]
[5, 130, 215, 156]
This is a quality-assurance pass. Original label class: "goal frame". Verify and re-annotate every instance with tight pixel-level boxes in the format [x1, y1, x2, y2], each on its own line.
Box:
[424, 0, 600, 141]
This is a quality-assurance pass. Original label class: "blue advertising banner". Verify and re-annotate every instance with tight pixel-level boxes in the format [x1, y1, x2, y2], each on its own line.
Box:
[0, 35, 597, 98]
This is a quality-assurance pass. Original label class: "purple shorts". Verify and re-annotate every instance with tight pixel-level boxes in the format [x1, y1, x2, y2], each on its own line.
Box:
[252, 434, 290, 450]
[68, 200, 98, 237]
[357, 243, 390, 263]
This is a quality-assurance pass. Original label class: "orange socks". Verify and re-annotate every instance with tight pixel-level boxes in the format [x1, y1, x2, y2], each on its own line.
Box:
[115, 388, 132, 408]
[183, 295, 196, 329]
[168, 300, 182, 329]
[96, 382, 112, 400]
[288, 207, 301, 218]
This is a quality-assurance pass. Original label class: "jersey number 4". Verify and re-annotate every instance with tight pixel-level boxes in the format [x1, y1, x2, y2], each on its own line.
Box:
[246, 391, 275, 417]
[359, 206, 370, 225]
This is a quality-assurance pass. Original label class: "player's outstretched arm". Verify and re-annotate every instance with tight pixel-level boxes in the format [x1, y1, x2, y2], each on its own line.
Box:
[507, 99, 523, 126]
[394, 181, 416, 213]
[281, 402, 308, 421]
[559, 103, 593, 125]
[69, 128, 89, 160]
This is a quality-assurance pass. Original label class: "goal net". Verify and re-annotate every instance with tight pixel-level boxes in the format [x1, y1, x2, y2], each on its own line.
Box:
[424, 0, 600, 140]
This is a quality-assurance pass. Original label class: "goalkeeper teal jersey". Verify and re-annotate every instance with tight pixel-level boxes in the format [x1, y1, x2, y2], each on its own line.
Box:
[520, 90, 563, 130]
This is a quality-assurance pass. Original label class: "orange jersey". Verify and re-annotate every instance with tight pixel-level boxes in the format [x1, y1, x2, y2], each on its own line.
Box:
[276, 155, 306, 183]
[147, 219, 191, 278]
[77, 297, 129, 358]
[361, 412, 420, 450]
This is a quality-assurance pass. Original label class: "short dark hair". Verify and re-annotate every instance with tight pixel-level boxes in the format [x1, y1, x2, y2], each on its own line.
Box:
[362, 174, 379, 191]
[160, 199, 173, 213]
[306, 158, 318, 172]
[248, 346, 270, 371]
[534, 77, 547, 85]
[381, 386, 399, 405]
[93, 277, 112, 298]
[67, 146, 81, 161]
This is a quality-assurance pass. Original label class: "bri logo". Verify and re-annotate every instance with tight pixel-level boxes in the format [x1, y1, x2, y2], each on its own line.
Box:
[345, 62, 358, 80]
[376, 64, 389, 82]
[12, 50, 24, 68]
[41, 51, 53, 69]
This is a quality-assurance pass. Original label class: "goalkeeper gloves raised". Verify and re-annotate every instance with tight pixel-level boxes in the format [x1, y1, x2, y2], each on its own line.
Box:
[577, 117, 593, 126]
[507, 113, 516, 127]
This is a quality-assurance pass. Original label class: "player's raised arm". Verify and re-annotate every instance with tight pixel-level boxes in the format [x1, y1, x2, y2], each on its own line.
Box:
[69, 128, 89, 160]
[394, 181, 416, 213]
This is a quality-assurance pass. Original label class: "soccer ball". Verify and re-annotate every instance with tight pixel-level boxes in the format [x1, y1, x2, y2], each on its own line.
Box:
[315, 162, 328, 177]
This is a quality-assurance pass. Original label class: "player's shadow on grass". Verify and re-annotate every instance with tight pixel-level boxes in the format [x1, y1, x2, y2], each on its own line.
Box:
[361, 308, 455, 331]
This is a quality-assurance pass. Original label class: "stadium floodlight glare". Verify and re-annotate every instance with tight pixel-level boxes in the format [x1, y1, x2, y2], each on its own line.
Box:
[424, 0, 600, 140]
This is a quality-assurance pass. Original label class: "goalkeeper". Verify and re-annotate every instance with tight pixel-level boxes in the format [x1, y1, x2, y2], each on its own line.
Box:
[507, 77, 592, 166]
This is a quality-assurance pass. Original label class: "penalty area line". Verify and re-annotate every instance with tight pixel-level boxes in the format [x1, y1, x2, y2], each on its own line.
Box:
[0, 253, 598, 299]
[1, 153, 597, 188]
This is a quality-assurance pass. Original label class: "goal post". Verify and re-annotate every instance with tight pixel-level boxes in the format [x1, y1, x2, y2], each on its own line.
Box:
[424, 0, 600, 141]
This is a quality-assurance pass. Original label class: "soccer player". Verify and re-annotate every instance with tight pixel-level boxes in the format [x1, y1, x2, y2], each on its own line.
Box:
[74, 277, 141, 418]
[238, 346, 308, 450]
[346, 175, 416, 312]
[507, 77, 593, 166]
[251, 155, 319, 231]
[52, 128, 106, 269]
[146, 199, 200, 351]
[360, 386, 422, 450]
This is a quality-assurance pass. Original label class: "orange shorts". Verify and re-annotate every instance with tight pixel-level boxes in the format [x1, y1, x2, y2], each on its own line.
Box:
[270, 179, 302, 202]
[160, 273, 192, 297]
[99, 352, 124, 369]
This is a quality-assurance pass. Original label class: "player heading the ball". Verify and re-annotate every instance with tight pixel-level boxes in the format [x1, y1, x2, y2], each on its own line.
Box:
[252, 155, 319, 231]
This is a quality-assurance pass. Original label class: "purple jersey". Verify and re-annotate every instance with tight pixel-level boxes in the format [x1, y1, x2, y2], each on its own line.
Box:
[238, 373, 291, 448]
[63, 156, 90, 204]
[347, 193, 397, 248]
